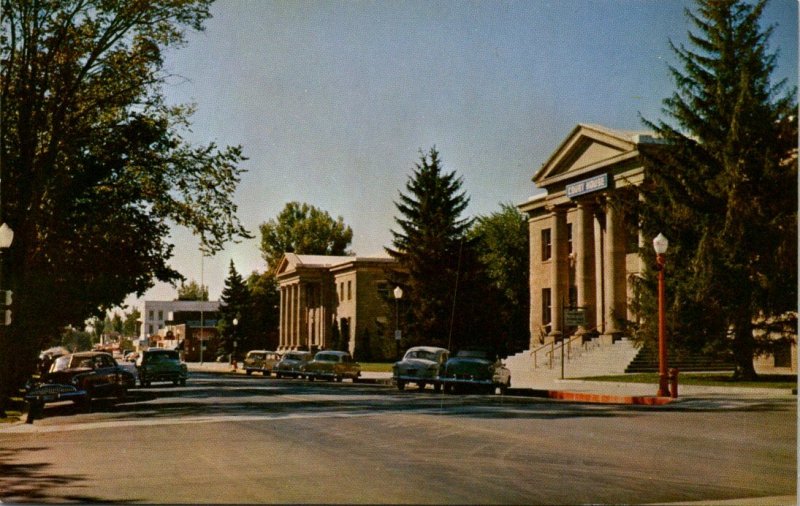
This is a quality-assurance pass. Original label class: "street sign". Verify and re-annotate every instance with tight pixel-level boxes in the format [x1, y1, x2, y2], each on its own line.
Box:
[565, 308, 586, 326]
[394, 330, 402, 341]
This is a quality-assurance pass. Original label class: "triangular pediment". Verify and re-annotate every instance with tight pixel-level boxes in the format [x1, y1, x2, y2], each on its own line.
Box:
[533, 124, 642, 184]
[275, 253, 300, 276]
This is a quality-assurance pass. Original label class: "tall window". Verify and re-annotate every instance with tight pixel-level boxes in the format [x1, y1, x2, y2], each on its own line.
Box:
[541, 288, 552, 325]
[541, 228, 552, 261]
[158, 310, 163, 321]
[347, 281, 352, 300]
[567, 223, 573, 254]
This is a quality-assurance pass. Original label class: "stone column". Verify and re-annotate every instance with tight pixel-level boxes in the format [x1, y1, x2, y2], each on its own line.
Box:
[548, 205, 569, 339]
[602, 201, 625, 343]
[594, 209, 605, 335]
[574, 200, 596, 335]
[279, 286, 285, 349]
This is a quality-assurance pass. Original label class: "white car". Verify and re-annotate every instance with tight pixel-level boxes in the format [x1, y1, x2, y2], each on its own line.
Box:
[392, 346, 449, 391]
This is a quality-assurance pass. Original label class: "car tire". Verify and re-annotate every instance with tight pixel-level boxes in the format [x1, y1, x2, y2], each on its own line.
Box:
[418, 382, 426, 390]
[307, 375, 314, 382]
[117, 387, 127, 401]
[27, 399, 44, 423]
[335, 375, 342, 382]
[275, 372, 282, 379]
[433, 383, 442, 393]
[397, 381, 405, 391]
[180, 378, 187, 386]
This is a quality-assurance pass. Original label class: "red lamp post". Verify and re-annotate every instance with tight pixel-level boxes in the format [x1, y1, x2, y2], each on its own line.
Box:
[653, 233, 669, 397]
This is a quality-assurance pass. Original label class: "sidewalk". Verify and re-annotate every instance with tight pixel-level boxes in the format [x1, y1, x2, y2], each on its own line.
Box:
[186, 362, 795, 404]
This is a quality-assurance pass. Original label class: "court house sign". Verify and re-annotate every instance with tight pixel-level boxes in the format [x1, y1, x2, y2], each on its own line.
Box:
[566, 174, 608, 199]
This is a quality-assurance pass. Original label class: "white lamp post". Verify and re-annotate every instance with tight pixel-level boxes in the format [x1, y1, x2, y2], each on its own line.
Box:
[393, 286, 403, 360]
[232, 317, 239, 364]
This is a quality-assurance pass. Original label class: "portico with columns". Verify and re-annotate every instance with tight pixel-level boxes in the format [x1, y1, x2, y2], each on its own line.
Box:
[519, 124, 658, 348]
[275, 253, 398, 356]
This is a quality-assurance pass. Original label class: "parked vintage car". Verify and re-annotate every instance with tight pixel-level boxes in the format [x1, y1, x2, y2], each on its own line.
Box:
[243, 350, 282, 376]
[274, 350, 313, 379]
[305, 350, 361, 382]
[26, 351, 135, 415]
[439, 349, 511, 394]
[393, 346, 449, 391]
[136, 349, 188, 387]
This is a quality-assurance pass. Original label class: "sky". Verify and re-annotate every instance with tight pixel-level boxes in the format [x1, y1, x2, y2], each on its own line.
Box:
[126, 0, 798, 309]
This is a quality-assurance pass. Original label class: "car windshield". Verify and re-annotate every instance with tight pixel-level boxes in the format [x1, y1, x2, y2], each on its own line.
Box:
[52, 355, 76, 372]
[405, 350, 439, 361]
[146, 351, 179, 362]
[285, 353, 306, 361]
[247, 353, 265, 360]
[455, 350, 490, 360]
[315, 353, 339, 362]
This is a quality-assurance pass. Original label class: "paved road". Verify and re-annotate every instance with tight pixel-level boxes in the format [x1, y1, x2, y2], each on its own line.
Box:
[1, 373, 795, 504]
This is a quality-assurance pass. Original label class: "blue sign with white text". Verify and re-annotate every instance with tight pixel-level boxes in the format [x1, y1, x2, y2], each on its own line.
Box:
[566, 174, 608, 198]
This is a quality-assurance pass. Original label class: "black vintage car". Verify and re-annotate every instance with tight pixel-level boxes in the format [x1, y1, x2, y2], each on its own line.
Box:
[439, 349, 511, 394]
[25, 351, 135, 421]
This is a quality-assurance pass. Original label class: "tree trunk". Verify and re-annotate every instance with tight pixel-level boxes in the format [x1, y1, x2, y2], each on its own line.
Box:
[732, 316, 757, 380]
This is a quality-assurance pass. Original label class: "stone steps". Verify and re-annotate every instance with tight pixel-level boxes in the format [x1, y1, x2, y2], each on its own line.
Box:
[505, 338, 640, 382]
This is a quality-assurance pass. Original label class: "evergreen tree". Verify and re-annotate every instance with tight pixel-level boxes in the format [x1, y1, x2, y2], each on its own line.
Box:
[245, 271, 280, 351]
[218, 261, 251, 357]
[387, 147, 485, 352]
[636, 0, 797, 379]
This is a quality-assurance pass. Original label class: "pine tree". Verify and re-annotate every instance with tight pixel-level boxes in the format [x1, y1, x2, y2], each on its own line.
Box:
[637, 0, 797, 379]
[387, 148, 478, 351]
[219, 261, 252, 357]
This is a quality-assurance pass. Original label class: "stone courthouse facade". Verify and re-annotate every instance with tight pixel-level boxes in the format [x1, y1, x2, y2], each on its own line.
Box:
[275, 253, 398, 357]
[518, 124, 660, 347]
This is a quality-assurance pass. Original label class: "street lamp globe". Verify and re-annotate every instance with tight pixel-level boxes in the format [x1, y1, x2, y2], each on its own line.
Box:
[653, 233, 669, 255]
[393, 286, 403, 299]
[0, 223, 13, 249]
[232, 318, 238, 327]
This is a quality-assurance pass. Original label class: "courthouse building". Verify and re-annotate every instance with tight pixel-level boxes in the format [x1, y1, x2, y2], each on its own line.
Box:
[275, 253, 398, 356]
[519, 124, 659, 347]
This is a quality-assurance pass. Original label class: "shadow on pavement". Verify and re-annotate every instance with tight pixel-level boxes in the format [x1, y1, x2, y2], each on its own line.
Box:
[0, 447, 141, 504]
[23, 373, 797, 426]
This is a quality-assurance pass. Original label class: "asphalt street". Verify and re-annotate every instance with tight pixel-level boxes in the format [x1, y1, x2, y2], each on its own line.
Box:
[0, 372, 795, 504]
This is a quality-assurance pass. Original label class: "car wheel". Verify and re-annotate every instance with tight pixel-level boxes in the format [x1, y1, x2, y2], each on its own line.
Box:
[335, 375, 342, 382]
[246, 370, 252, 375]
[180, 378, 187, 386]
[418, 382, 426, 390]
[173, 379, 179, 386]
[27, 399, 44, 423]
[275, 372, 282, 379]
[117, 387, 127, 401]
[397, 381, 405, 391]
[433, 383, 442, 393]
[307, 375, 314, 382]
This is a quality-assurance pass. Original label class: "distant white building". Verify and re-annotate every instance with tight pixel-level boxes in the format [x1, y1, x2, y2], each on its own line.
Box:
[139, 300, 220, 343]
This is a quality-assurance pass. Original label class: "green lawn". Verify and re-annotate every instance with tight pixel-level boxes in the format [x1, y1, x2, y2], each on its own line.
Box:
[580, 372, 797, 389]
[359, 362, 394, 373]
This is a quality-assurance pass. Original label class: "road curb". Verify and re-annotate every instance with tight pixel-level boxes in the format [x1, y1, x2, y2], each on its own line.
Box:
[506, 387, 674, 405]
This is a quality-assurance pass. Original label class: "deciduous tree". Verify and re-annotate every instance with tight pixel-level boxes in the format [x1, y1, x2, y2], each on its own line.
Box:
[0, 0, 251, 412]
[259, 202, 353, 271]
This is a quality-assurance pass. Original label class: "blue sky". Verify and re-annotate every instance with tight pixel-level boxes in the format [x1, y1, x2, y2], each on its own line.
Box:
[130, 0, 798, 306]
